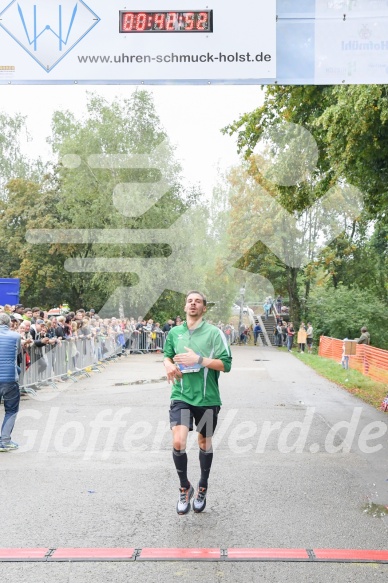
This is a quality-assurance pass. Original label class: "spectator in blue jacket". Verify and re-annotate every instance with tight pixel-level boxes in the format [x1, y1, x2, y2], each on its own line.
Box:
[263, 301, 271, 320]
[0, 313, 22, 452]
[253, 323, 262, 345]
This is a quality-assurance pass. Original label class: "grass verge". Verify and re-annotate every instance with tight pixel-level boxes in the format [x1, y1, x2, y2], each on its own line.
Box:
[290, 351, 387, 410]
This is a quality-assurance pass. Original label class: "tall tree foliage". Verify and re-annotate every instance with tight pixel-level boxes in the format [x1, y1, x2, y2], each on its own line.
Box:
[0, 92, 203, 314]
[223, 85, 388, 330]
[307, 285, 388, 349]
[0, 112, 31, 194]
[0, 112, 55, 302]
[316, 85, 388, 220]
[47, 90, 198, 313]
[0, 176, 72, 306]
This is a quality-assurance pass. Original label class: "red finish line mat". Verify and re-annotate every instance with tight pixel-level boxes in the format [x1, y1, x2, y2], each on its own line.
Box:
[138, 548, 221, 561]
[0, 548, 388, 563]
[227, 548, 310, 561]
[0, 549, 50, 561]
[51, 548, 136, 561]
[313, 549, 388, 562]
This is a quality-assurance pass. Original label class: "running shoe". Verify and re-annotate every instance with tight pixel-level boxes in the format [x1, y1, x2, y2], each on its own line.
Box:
[176, 484, 194, 515]
[0, 441, 19, 450]
[193, 484, 207, 513]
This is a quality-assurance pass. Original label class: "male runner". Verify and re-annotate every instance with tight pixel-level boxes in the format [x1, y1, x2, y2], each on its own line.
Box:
[163, 291, 232, 515]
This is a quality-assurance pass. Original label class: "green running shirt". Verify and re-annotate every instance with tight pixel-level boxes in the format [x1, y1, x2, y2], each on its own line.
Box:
[164, 320, 232, 406]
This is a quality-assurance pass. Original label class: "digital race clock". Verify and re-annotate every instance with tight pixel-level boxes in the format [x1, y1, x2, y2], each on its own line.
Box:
[119, 10, 213, 33]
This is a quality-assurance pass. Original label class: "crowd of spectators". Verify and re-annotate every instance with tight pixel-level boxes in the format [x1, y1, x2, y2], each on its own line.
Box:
[273, 320, 313, 353]
[263, 295, 290, 320]
[0, 301, 318, 357]
[0, 304, 137, 378]
[0, 304, 169, 360]
[0, 303, 244, 358]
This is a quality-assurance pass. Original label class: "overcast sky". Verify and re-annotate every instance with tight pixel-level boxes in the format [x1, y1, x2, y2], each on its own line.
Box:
[0, 85, 264, 194]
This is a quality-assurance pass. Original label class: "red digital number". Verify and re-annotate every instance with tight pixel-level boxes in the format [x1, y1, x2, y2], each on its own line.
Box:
[136, 13, 147, 31]
[122, 13, 135, 32]
[196, 12, 208, 30]
[166, 12, 177, 31]
[121, 10, 210, 33]
[154, 13, 165, 30]
[184, 12, 194, 31]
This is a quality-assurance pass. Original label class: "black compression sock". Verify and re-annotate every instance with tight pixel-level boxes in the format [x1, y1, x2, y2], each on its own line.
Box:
[173, 448, 190, 489]
[199, 447, 213, 489]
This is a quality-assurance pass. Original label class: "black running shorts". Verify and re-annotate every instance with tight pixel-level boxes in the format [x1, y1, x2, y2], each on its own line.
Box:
[169, 400, 221, 437]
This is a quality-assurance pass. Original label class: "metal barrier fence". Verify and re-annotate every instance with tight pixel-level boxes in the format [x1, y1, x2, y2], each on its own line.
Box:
[127, 329, 236, 351]
[127, 331, 166, 353]
[19, 336, 122, 392]
[19, 327, 236, 392]
[318, 336, 388, 384]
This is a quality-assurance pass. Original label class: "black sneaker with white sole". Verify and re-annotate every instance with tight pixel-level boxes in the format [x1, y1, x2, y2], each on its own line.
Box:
[192, 485, 207, 513]
[176, 484, 194, 515]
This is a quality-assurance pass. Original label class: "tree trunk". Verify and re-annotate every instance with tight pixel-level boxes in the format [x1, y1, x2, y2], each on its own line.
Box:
[287, 266, 300, 324]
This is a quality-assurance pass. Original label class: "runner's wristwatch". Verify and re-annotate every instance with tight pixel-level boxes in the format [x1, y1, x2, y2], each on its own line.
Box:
[197, 355, 203, 365]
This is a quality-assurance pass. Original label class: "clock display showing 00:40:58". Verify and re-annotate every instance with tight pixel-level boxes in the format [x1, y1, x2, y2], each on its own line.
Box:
[119, 10, 213, 33]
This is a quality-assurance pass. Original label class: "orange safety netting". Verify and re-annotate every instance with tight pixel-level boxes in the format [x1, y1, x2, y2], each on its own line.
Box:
[318, 336, 388, 384]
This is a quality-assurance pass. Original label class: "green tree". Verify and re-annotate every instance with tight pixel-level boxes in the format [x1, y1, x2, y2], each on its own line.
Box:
[0, 112, 31, 194]
[0, 177, 72, 307]
[315, 85, 388, 220]
[307, 284, 388, 349]
[223, 85, 388, 323]
[46, 90, 198, 314]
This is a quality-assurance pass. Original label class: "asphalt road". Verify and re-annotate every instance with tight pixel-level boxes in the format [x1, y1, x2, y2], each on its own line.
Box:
[1, 345, 387, 582]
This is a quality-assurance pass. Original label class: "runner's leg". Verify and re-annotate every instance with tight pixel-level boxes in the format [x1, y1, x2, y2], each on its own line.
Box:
[172, 425, 190, 488]
[197, 434, 213, 489]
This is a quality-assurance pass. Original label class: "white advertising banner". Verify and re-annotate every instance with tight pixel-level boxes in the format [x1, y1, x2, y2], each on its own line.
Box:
[315, 17, 388, 84]
[315, 0, 388, 83]
[316, 0, 388, 17]
[0, 0, 277, 84]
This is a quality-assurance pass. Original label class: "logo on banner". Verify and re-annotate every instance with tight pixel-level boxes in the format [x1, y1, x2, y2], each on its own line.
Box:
[0, 0, 100, 72]
[359, 24, 372, 40]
